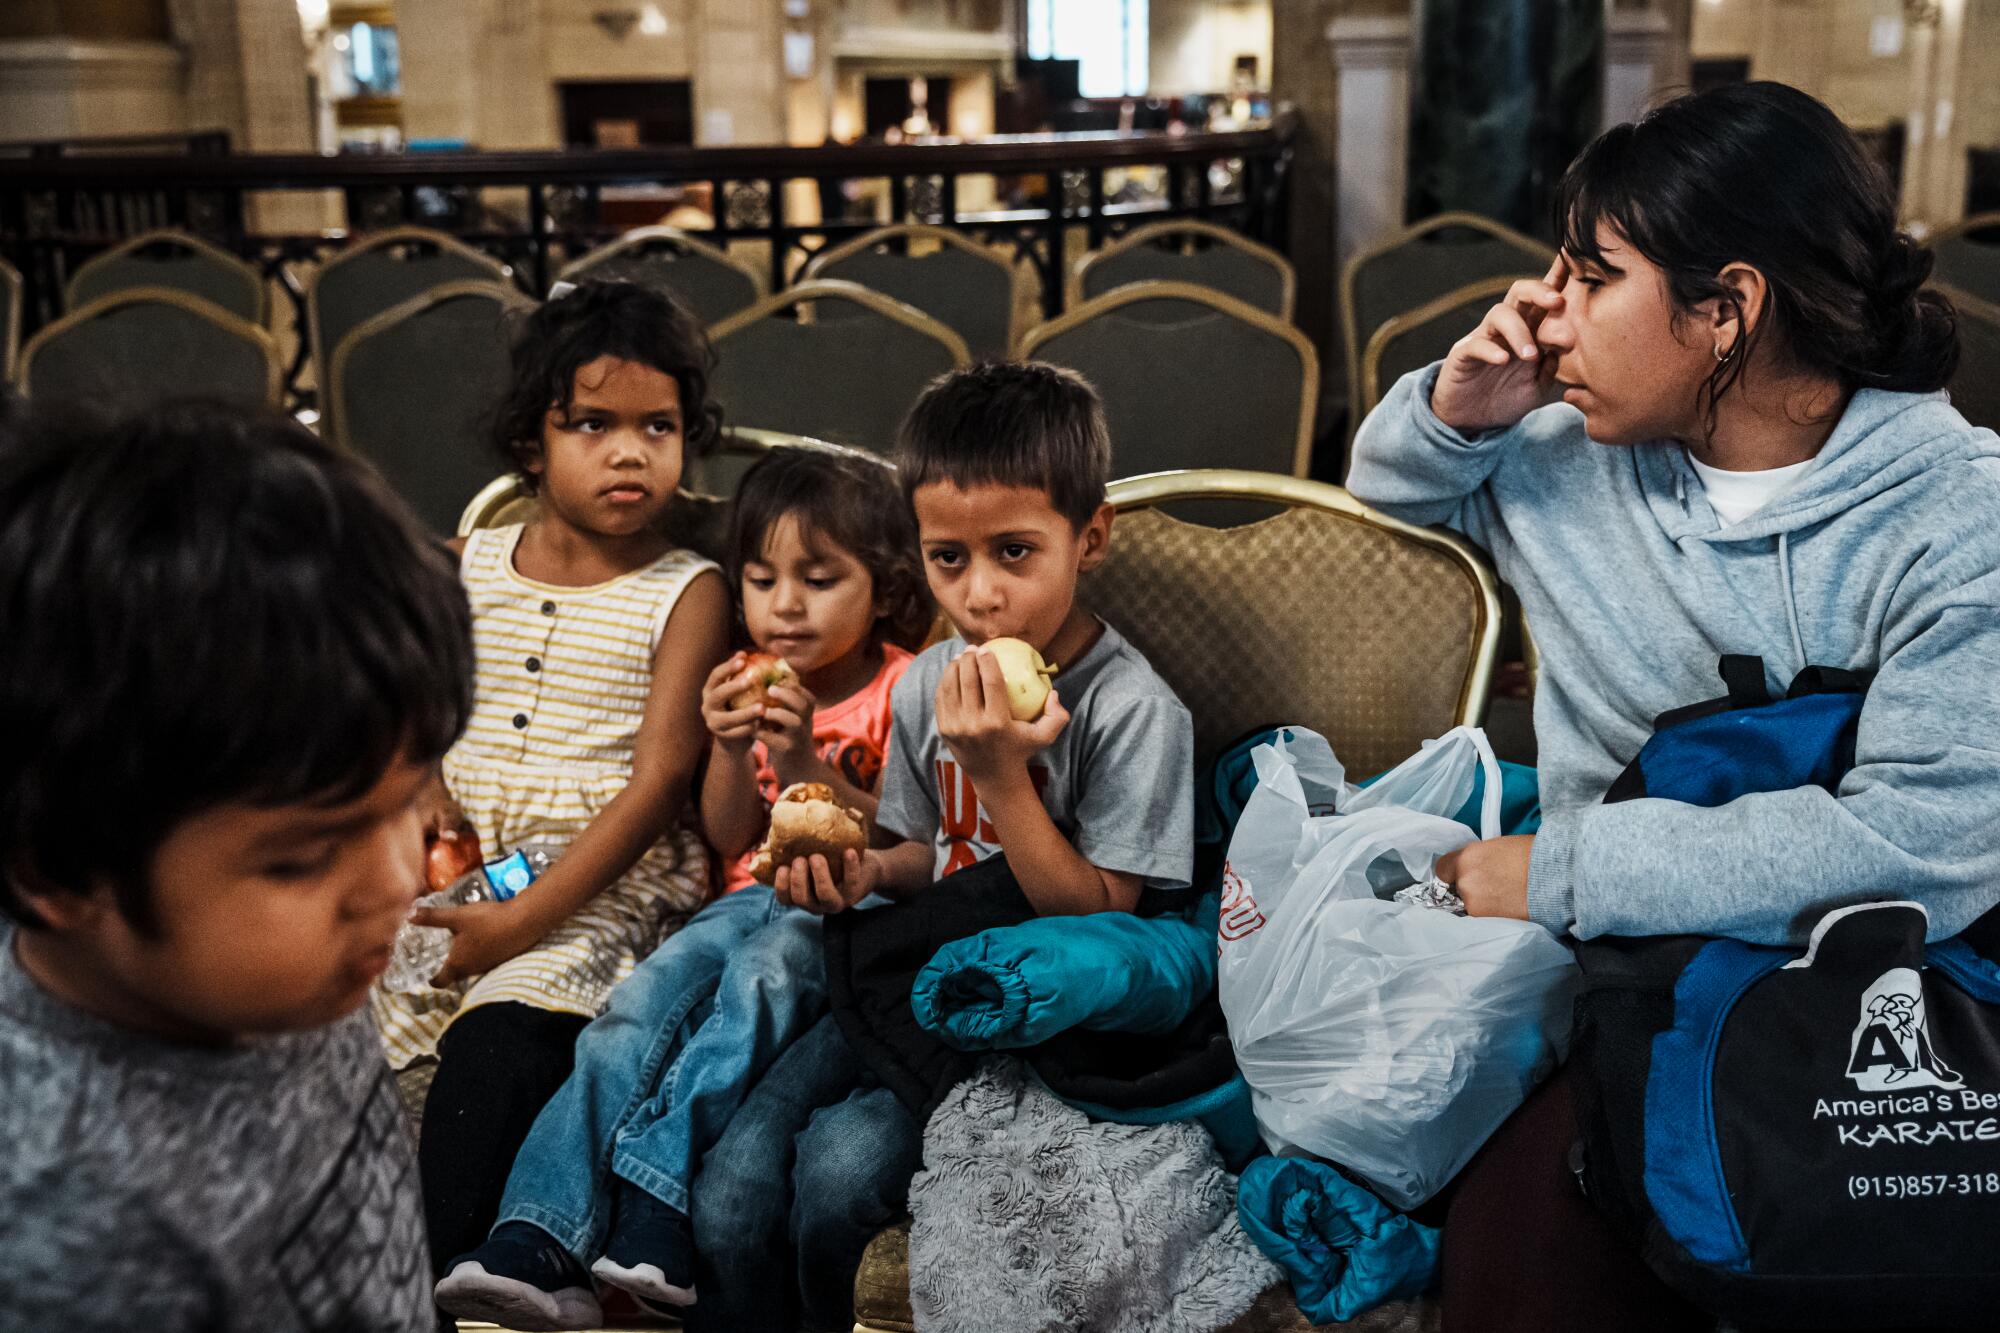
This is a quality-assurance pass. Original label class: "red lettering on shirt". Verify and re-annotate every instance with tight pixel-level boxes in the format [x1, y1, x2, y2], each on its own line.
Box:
[934, 758, 1050, 876]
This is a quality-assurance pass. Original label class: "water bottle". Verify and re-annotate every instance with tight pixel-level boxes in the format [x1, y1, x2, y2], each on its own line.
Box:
[381, 843, 557, 994]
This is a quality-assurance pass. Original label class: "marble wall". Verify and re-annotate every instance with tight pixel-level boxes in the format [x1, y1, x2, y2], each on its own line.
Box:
[1151, 0, 1274, 96]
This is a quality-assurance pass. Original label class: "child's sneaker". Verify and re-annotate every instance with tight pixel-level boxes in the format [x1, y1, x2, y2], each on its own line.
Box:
[589, 1184, 698, 1308]
[434, 1221, 603, 1331]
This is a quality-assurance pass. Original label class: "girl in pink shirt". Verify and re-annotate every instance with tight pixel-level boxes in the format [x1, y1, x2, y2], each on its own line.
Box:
[700, 444, 932, 893]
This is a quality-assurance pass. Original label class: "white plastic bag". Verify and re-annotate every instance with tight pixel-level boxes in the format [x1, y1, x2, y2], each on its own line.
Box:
[1216, 726, 1579, 1208]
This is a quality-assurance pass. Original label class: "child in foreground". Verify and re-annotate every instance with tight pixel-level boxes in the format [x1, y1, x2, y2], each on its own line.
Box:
[0, 401, 474, 1330]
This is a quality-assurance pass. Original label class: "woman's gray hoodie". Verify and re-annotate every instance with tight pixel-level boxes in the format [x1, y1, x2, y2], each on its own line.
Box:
[1350, 364, 2000, 944]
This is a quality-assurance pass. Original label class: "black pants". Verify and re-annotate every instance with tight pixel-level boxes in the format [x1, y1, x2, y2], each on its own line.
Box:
[1441, 1068, 1710, 1333]
[417, 1001, 588, 1276]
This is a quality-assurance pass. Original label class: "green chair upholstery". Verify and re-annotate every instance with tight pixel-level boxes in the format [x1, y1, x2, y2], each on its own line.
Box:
[708, 281, 969, 457]
[1074, 219, 1295, 323]
[805, 224, 1020, 361]
[1022, 282, 1317, 528]
[66, 229, 266, 325]
[1358, 275, 1517, 425]
[1929, 214, 2000, 307]
[310, 227, 511, 432]
[330, 279, 528, 535]
[1937, 282, 2000, 434]
[1341, 213, 1551, 441]
[559, 226, 764, 327]
[18, 287, 281, 413]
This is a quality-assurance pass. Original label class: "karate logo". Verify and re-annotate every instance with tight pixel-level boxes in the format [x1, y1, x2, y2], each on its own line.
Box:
[1846, 966, 1962, 1092]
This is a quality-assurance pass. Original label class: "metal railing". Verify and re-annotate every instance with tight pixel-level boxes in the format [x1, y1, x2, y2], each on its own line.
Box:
[1, 116, 1294, 404]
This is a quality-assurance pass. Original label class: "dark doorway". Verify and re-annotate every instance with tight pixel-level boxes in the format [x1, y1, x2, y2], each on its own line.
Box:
[557, 81, 695, 148]
[864, 75, 954, 138]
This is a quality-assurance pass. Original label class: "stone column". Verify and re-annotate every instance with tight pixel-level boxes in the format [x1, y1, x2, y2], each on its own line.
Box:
[1327, 13, 1413, 268]
[398, 0, 559, 149]
[1899, 0, 1973, 233]
[0, 0, 185, 141]
[166, 0, 321, 233]
[692, 0, 784, 145]
[0, 39, 186, 140]
[1603, 1, 1671, 131]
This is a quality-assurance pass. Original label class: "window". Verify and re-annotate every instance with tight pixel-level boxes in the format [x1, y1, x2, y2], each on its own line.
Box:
[1027, 0, 1148, 99]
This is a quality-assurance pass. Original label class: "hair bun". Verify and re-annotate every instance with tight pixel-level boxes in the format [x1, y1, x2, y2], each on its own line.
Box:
[1874, 233, 1935, 307]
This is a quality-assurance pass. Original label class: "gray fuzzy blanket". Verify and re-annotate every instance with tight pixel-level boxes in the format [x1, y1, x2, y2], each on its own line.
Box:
[908, 1061, 1280, 1333]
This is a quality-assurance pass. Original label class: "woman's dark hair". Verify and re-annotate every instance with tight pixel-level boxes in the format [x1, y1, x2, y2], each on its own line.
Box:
[727, 446, 935, 652]
[1556, 81, 1957, 433]
[0, 399, 474, 935]
[492, 279, 724, 492]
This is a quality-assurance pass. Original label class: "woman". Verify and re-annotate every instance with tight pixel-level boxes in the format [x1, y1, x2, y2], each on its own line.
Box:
[1349, 81, 2000, 1330]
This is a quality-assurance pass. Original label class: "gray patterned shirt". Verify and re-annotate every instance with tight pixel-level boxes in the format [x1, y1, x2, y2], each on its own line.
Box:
[0, 929, 432, 1332]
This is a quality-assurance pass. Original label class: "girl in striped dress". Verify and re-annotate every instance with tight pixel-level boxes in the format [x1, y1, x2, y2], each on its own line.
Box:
[372, 281, 731, 1270]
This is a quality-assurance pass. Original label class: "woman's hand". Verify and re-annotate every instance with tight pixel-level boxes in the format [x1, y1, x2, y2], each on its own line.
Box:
[414, 898, 541, 986]
[1435, 834, 1536, 921]
[1430, 255, 1567, 435]
[700, 653, 765, 756]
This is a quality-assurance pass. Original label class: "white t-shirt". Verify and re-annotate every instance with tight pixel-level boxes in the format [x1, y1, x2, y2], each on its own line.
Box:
[1687, 453, 1817, 526]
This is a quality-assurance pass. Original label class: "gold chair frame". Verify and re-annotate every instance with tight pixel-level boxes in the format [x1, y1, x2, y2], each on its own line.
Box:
[0, 255, 20, 381]
[1340, 211, 1551, 443]
[709, 279, 973, 368]
[308, 225, 512, 414]
[802, 222, 1029, 357]
[558, 224, 768, 306]
[64, 227, 268, 325]
[16, 285, 284, 408]
[1106, 467, 1501, 727]
[326, 278, 535, 457]
[1357, 273, 1519, 424]
[1930, 278, 2000, 328]
[1069, 218, 1297, 324]
[1020, 280, 1319, 478]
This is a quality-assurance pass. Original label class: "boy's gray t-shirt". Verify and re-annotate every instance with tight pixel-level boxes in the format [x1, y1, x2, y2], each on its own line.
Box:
[876, 620, 1196, 887]
[0, 931, 432, 1332]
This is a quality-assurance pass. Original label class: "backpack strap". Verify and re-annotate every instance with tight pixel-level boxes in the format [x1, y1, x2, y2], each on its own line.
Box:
[1717, 654, 1770, 707]
[1648, 655, 1771, 733]
[1785, 664, 1874, 700]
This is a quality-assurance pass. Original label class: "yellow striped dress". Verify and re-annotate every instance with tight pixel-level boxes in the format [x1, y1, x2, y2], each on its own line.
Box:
[373, 523, 716, 1070]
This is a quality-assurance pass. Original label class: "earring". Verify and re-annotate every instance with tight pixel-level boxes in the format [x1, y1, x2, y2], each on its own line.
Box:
[1714, 341, 1734, 362]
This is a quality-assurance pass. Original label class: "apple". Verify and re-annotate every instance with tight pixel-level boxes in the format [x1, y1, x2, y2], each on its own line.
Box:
[727, 652, 799, 710]
[425, 823, 483, 893]
[982, 637, 1058, 722]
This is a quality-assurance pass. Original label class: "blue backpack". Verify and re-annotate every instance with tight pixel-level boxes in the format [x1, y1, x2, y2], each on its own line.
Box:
[1572, 657, 2000, 1328]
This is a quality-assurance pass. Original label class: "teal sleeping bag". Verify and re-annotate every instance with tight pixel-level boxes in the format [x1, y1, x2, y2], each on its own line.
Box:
[1236, 1155, 1441, 1323]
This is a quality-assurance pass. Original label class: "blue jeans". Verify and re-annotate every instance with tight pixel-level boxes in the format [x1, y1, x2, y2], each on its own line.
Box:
[494, 886, 826, 1257]
[688, 1014, 923, 1333]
